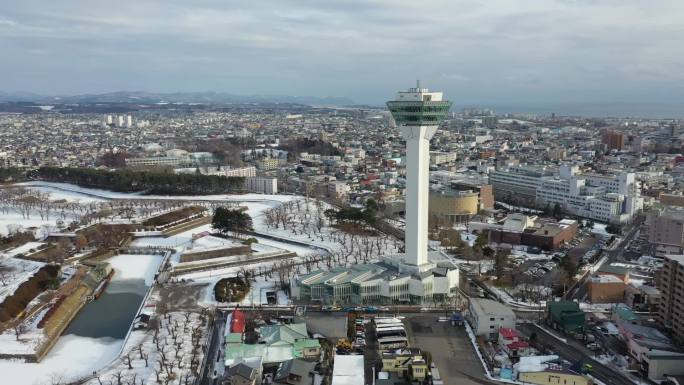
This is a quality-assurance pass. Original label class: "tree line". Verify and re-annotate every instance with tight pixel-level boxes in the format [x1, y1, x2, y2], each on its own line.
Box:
[33, 167, 245, 195]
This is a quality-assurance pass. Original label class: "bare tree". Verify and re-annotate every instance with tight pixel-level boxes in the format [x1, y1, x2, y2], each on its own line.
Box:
[122, 352, 133, 369]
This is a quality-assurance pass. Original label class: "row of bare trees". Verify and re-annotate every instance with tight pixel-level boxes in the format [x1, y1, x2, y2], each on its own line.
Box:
[82, 311, 208, 385]
[262, 197, 401, 268]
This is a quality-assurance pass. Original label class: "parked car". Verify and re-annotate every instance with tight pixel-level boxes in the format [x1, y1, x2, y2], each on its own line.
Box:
[586, 342, 601, 351]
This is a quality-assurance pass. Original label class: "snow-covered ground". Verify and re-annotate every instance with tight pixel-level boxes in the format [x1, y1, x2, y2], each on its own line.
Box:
[19, 181, 294, 203]
[0, 242, 46, 258]
[0, 255, 45, 304]
[0, 334, 123, 385]
[79, 312, 208, 385]
[590, 223, 611, 238]
[22, 185, 107, 203]
[108, 254, 164, 286]
[0, 211, 63, 236]
[510, 247, 553, 261]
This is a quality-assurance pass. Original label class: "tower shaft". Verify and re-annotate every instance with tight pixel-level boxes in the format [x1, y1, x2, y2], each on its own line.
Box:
[402, 125, 437, 267]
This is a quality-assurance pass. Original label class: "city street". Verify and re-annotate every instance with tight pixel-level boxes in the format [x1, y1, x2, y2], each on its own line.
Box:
[569, 220, 642, 301]
[517, 323, 633, 385]
[199, 311, 227, 385]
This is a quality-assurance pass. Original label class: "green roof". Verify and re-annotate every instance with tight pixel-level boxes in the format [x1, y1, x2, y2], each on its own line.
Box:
[293, 339, 321, 358]
[614, 304, 638, 322]
[225, 343, 265, 362]
[548, 301, 580, 315]
[226, 333, 243, 343]
[598, 265, 629, 275]
[548, 301, 585, 332]
[260, 323, 309, 345]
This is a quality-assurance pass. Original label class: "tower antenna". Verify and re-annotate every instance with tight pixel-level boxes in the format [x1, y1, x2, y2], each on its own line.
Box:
[416, 79, 420, 90]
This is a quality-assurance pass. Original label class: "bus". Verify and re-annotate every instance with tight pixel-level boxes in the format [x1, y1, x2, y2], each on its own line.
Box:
[375, 327, 406, 338]
[375, 322, 403, 328]
[377, 336, 408, 351]
[374, 317, 403, 324]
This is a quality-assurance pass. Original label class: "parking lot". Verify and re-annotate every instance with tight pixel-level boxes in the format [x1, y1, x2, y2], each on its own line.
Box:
[404, 315, 495, 385]
[305, 312, 493, 385]
[305, 312, 348, 340]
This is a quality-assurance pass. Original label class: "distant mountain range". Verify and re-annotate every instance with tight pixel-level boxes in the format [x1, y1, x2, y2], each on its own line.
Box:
[0, 91, 355, 106]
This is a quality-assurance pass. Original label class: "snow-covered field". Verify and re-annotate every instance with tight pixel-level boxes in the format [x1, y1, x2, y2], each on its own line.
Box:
[18, 181, 294, 203]
[0, 254, 45, 304]
[79, 312, 209, 385]
[0, 211, 64, 237]
[0, 334, 122, 385]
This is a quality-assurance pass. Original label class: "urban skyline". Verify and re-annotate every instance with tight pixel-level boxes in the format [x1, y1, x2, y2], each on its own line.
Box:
[2, 1, 684, 384]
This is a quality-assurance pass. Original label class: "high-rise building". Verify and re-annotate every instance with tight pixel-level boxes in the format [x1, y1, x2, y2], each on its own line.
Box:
[387, 82, 451, 270]
[658, 254, 684, 342]
[126, 115, 133, 128]
[601, 129, 625, 151]
[117, 115, 125, 127]
[106, 115, 114, 125]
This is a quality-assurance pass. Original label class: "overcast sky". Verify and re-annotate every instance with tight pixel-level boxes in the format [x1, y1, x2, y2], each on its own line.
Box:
[1, 0, 683, 107]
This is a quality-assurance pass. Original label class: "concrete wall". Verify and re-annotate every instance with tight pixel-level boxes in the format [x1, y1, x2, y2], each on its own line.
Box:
[518, 371, 590, 385]
[180, 244, 251, 263]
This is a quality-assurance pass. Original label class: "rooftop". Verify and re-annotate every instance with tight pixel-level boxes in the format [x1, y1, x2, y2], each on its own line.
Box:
[469, 298, 515, 318]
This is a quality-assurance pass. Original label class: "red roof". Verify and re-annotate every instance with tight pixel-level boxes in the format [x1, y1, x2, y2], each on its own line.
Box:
[231, 309, 246, 333]
[506, 341, 530, 350]
[499, 328, 519, 339]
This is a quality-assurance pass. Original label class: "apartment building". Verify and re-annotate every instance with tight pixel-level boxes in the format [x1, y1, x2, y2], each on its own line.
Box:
[658, 254, 684, 342]
[256, 157, 280, 170]
[602, 129, 625, 151]
[648, 207, 684, 256]
[245, 177, 278, 194]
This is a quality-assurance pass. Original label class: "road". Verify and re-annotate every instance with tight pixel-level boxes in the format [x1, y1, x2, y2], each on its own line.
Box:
[568, 220, 642, 301]
[199, 310, 227, 385]
[518, 323, 633, 385]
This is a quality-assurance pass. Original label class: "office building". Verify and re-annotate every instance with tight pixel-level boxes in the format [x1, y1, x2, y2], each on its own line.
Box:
[491, 165, 642, 224]
[489, 166, 550, 206]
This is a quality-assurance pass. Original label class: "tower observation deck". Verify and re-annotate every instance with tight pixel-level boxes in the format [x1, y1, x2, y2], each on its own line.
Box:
[387, 83, 452, 270]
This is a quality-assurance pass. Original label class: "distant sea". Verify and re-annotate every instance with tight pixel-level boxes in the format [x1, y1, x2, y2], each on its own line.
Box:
[482, 102, 684, 119]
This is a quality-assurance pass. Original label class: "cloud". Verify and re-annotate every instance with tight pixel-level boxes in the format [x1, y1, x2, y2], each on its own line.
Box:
[0, 0, 683, 106]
